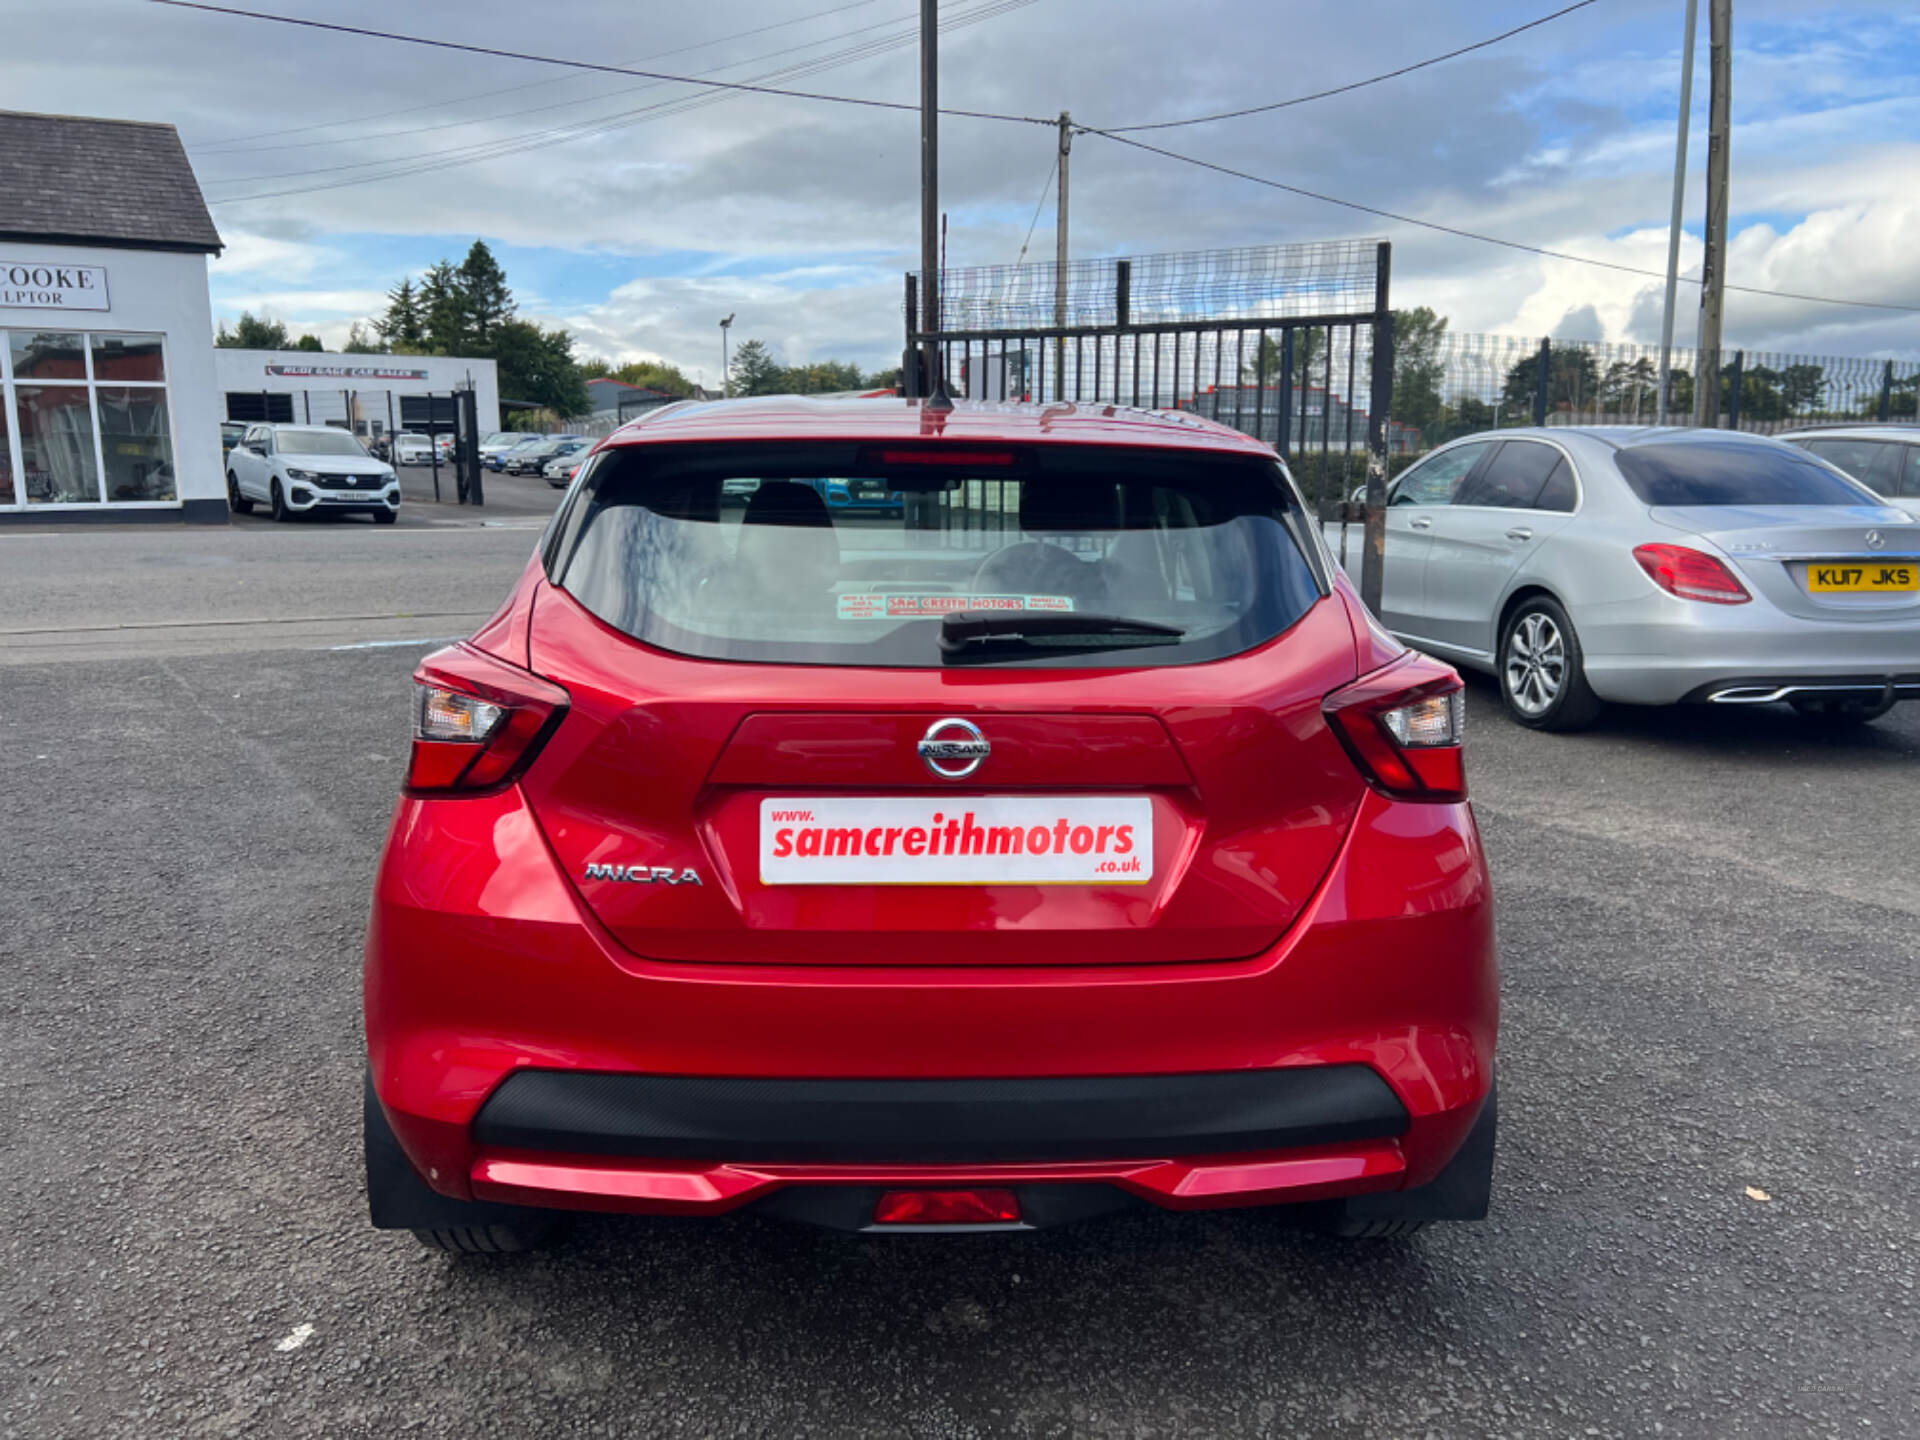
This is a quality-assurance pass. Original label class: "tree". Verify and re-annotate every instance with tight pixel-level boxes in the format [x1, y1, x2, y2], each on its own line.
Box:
[611, 359, 695, 395]
[1240, 330, 1320, 388]
[215, 312, 291, 349]
[1780, 363, 1826, 415]
[1599, 358, 1657, 419]
[456, 240, 515, 347]
[1730, 364, 1788, 422]
[293, 333, 325, 352]
[729, 338, 785, 396]
[342, 321, 384, 355]
[1392, 307, 1449, 440]
[782, 359, 867, 394]
[1453, 395, 1497, 433]
[490, 319, 588, 416]
[417, 261, 466, 354]
[1501, 346, 1602, 416]
[377, 278, 426, 350]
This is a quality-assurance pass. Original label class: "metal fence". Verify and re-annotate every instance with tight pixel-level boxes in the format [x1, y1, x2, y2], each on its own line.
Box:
[1396, 334, 1920, 454]
[907, 239, 1398, 605]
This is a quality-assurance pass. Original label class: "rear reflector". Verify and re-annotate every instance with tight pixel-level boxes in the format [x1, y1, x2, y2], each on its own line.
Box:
[873, 1188, 1022, 1226]
[1324, 652, 1468, 802]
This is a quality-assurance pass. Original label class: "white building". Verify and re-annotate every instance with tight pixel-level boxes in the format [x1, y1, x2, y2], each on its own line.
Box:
[210, 348, 499, 446]
[0, 109, 226, 524]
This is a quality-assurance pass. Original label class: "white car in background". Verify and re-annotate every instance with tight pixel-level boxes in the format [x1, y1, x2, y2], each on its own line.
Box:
[226, 423, 400, 524]
[393, 432, 437, 465]
[543, 447, 594, 488]
[1778, 426, 1920, 518]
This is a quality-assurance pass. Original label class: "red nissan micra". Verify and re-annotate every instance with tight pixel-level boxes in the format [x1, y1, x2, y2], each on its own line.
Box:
[364, 397, 1497, 1252]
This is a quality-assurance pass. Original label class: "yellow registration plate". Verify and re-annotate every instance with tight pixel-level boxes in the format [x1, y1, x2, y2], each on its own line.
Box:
[1807, 561, 1917, 593]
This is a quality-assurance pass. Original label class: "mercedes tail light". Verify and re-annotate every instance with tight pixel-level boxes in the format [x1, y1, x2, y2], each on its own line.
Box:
[1632, 543, 1751, 604]
[1324, 653, 1468, 802]
[407, 644, 569, 794]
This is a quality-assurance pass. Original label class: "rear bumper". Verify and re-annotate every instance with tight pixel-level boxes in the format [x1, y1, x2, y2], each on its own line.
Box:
[365, 786, 1497, 1218]
[1578, 594, 1920, 705]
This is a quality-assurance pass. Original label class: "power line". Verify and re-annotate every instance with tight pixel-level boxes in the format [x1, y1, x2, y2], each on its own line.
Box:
[151, 1, 1055, 130]
[200, 0, 1010, 184]
[1012, 153, 1057, 267]
[200, 0, 1036, 201]
[193, 0, 894, 151]
[1101, 0, 1604, 133]
[1076, 125, 1920, 314]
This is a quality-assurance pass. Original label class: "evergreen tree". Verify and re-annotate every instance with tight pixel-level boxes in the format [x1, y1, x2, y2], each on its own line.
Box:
[293, 333, 325, 352]
[377, 278, 426, 349]
[729, 338, 784, 396]
[418, 262, 466, 354]
[491, 319, 588, 416]
[457, 240, 515, 347]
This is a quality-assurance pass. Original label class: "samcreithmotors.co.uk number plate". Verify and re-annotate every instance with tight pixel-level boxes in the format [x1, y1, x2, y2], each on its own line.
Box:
[1807, 561, 1917, 593]
[760, 796, 1152, 885]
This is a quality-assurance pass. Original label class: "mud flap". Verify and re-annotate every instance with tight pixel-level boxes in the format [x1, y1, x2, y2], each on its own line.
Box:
[364, 1073, 546, 1231]
[1339, 1081, 1496, 1223]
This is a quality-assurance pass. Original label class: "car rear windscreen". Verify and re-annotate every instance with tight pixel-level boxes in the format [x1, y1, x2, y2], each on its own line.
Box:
[547, 442, 1325, 668]
[1615, 440, 1884, 507]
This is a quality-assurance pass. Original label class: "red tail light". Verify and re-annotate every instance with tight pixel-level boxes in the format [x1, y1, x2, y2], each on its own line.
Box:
[1324, 653, 1468, 802]
[873, 1189, 1022, 1225]
[1632, 543, 1751, 604]
[407, 644, 569, 795]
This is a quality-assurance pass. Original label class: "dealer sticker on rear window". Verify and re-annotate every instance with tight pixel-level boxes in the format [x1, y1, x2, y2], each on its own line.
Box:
[835, 593, 1075, 620]
[760, 796, 1152, 885]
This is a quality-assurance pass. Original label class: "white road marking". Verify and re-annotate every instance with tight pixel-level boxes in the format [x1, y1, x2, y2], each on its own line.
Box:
[275, 1323, 315, 1352]
[325, 636, 462, 651]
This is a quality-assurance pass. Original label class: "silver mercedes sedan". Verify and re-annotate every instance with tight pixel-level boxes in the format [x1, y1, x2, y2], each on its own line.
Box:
[1322, 427, 1918, 731]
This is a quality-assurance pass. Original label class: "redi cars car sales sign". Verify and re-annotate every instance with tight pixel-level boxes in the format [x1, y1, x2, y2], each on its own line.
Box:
[0, 261, 109, 311]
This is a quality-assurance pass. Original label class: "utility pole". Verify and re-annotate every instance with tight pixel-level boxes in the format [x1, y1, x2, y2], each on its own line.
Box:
[718, 313, 734, 399]
[1656, 0, 1698, 426]
[918, 0, 948, 407]
[1692, 0, 1731, 428]
[1054, 111, 1071, 400]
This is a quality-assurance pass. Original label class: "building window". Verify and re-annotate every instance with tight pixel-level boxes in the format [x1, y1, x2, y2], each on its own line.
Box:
[0, 328, 175, 507]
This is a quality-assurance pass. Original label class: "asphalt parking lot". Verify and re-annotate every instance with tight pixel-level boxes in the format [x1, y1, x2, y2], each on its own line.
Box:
[2, 515, 1916, 1437]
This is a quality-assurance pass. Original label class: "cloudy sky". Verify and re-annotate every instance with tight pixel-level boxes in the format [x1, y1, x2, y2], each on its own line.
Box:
[9, 0, 1918, 378]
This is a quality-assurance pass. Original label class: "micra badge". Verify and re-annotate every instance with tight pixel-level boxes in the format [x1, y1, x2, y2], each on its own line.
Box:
[584, 864, 703, 886]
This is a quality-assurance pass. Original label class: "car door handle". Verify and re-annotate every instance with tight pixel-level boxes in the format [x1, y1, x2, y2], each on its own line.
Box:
[1409, 516, 1433, 530]
[1505, 526, 1533, 541]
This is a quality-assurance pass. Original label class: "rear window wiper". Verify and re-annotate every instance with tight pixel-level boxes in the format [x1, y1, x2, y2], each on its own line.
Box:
[938, 609, 1186, 658]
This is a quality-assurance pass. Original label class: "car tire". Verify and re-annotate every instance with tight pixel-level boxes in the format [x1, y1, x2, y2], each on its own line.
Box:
[1498, 596, 1602, 732]
[227, 471, 253, 514]
[269, 478, 291, 523]
[411, 1222, 557, 1255]
[374, 508, 398, 526]
[1315, 1216, 1431, 1240]
[1789, 694, 1896, 725]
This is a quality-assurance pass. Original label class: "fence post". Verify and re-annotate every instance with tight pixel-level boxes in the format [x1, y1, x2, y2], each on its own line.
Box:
[1360, 241, 1393, 618]
[1533, 337, 1551, 427]
[1725, 350, 1744, 428]
[1879, 360, 1894, 423]
[1114, 259, 1130, 331]
[1277, 329, 1294, 455]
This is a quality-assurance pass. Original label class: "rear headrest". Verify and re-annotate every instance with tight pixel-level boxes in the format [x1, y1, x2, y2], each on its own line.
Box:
[1019, 483, 1117, 535]
[741, 480, 834, 529]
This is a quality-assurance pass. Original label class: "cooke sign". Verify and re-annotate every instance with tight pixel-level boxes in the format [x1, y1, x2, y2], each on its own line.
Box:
[0, 261, 110, 311]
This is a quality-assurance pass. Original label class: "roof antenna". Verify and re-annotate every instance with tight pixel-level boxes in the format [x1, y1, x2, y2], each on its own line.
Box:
[926, 211, 955, 410]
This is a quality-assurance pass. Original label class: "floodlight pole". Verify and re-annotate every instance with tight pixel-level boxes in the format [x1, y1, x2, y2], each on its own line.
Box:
[719, 313, 734, 399]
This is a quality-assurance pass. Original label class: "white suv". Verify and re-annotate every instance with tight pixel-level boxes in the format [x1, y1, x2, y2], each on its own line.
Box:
[226, 424, 401, 524]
